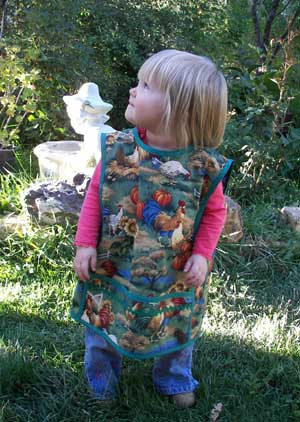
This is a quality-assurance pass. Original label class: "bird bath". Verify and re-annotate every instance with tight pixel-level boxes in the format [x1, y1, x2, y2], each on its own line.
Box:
[33, 140, 85, 181]
[33, 82, 115, 181]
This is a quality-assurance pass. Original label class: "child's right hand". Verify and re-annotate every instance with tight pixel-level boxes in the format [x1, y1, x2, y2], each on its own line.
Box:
[74, 246, 97, 281]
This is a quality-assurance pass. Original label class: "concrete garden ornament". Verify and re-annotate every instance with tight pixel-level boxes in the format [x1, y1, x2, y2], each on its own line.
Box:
[28, 83, 115, 225]
[34, 83, 115, 181]
[63, 82, 115, 166]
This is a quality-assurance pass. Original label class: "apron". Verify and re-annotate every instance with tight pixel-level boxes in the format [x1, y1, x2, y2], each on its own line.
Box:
[71, 128, 233, 359]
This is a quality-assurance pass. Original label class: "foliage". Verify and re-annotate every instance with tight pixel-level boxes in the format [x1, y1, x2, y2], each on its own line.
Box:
[220, 1, 300, 196]
[0, 0, 298, 191]
[0, 42, 40, 147]
[4, 0, 216, 141]
[0, 149, 37, 213]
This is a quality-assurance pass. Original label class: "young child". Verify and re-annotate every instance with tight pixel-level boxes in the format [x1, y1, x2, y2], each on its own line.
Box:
[71, 49, 232, 408]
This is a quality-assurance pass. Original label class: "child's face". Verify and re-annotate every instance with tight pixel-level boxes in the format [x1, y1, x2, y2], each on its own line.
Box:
[125, 78, 165, 133]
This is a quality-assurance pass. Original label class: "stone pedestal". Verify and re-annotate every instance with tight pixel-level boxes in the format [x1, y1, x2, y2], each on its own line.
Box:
[222, 195, 243, 242]
[281, 206, 300, 232]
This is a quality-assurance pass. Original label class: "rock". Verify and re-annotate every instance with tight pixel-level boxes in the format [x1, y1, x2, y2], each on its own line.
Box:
[281, 206, 300, 232]
[73, 173, 91, 194]
[222, 196, 243, 242]
[23, 174, 90, 225]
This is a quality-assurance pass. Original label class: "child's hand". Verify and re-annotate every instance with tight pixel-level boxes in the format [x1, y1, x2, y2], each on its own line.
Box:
[183, 254, 208, 287]
[74, 246, 97, 281]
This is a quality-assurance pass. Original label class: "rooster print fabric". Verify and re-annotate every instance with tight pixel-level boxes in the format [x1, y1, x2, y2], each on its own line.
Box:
[71, 128, 231, 359]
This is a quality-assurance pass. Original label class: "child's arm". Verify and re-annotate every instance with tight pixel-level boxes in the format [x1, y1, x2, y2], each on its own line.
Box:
[73, 162, 101, 281]
[184, 181, 226, 287]
[74, 163, 102, 248]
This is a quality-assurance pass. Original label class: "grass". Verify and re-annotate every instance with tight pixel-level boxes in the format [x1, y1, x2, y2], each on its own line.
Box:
[1, 154, 300, 421]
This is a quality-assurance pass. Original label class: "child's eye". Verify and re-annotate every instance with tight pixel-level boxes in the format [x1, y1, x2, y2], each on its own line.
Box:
[137, 79, 150, 90]
[142, 81, 149, 89]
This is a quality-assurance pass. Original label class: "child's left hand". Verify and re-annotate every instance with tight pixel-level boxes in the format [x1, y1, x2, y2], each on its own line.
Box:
[183, 254, 208, 287]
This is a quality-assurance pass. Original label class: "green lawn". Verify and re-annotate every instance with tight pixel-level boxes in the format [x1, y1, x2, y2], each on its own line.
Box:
[1, 161, 300, 421]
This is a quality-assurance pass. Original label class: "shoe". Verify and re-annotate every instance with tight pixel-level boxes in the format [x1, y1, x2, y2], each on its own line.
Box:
[172, 391, 196, 409]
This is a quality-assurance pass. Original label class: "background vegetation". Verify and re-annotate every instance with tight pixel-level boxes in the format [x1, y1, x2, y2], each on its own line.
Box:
[1, 0, 299, 193]
[0, 0, 300, 420]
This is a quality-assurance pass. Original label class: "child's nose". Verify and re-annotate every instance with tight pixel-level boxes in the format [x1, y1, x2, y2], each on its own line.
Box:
[130, 86, 137, 96]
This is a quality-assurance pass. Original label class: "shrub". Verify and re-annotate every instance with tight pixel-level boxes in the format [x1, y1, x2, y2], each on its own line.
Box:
[0, 42, 40, 147]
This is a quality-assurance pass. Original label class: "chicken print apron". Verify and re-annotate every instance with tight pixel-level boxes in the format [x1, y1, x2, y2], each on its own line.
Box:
[71, 128, 233, 359]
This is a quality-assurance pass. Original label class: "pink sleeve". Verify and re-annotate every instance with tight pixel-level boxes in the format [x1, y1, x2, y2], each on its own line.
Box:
[192, 181, 226, 260]
[74, 162, 101, 248]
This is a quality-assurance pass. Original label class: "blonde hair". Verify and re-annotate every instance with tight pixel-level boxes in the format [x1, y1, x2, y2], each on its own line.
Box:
[138, 49, 227, 148]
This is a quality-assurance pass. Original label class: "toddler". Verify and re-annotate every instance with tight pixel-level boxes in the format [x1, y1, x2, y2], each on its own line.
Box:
[71, 49, 232, 408]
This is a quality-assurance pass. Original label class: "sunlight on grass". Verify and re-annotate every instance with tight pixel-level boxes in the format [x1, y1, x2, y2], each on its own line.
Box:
[0, 282, 22, 302]
[252, 314, 288, 345]
[204, 302, 300, 357]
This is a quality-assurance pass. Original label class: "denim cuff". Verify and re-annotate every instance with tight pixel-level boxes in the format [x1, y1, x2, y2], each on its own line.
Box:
[154, 379, 199, 396]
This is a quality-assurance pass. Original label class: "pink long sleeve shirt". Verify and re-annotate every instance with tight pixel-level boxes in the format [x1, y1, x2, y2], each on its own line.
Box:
[75, 163, 226, 260]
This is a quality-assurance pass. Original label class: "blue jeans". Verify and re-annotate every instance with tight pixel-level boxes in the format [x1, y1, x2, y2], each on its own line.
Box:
[84, 328, 199, 399]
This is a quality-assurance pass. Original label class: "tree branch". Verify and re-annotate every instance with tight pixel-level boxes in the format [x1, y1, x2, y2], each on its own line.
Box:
[262, 0, 280, 52]
[269, 9, 300, 64]
[0, 0, 8, 40]
[275, 0, 292, 18]
[251, 0, 263, 49]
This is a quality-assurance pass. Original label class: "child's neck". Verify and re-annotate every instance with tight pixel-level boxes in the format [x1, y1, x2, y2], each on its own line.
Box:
[145, 130, 178, 151]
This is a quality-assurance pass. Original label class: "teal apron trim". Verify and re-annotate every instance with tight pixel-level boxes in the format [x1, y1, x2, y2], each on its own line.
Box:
[193, 158, 234, 238]
[99, 133, 107, 237]
[70, 283, 87, 320]
[187, 286, 195, 340]
[89, 273, 195, 302]
[133, 127, 194, 157]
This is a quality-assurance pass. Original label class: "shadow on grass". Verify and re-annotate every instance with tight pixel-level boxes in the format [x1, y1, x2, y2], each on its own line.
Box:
[1, 307, 300, 422]
[213, 238, 300, 316]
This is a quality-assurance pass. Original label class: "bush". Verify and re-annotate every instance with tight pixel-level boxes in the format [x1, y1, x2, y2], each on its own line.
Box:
[0, 42, 40, 147]
[6, 0, 211, 143]
[1, 0, 299, 193]
[222, 55, 300, 195]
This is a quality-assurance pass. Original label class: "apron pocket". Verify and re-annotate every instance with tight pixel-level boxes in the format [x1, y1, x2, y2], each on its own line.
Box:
[70, 275, 195, 358]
